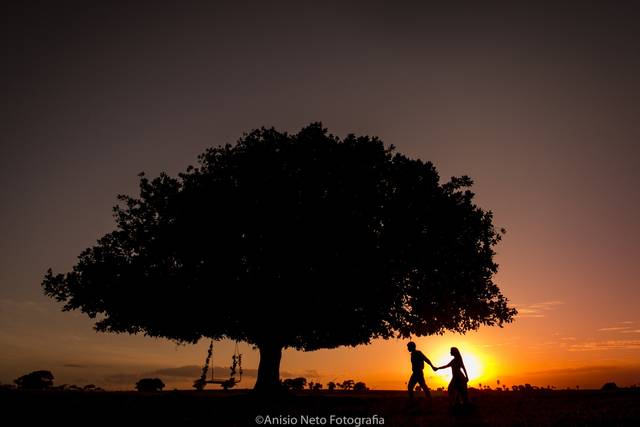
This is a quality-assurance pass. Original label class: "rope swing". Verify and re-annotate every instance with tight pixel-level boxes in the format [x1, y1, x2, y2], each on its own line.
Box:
[193, 340, 243, 390]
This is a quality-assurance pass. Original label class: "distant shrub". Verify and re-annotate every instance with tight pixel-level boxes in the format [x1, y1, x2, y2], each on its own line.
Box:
[353, 382, 368, 392]
[601, 382, 619, 391]
[339, 380, 355, 390]
[135, 378, 165, 392]
[14, 370, 54, 390]
[83, 384, 104, 392]
[282, 377, 307, 391]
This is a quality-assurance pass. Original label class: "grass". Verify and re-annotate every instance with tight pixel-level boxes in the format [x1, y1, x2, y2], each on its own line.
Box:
[2, 388, 639, 426]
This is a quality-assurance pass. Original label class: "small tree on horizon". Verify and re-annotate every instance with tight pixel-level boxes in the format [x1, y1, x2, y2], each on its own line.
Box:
[14, 370, 55, 390]
[43, 123, 516, 392]
[339, 380, 355, 390]
[135, 378, 165, 392]
[282, 377, 307, 391]
[353, 381, 368, 392]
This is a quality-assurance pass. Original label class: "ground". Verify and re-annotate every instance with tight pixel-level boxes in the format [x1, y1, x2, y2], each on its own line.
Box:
[2, 388, 639, 426]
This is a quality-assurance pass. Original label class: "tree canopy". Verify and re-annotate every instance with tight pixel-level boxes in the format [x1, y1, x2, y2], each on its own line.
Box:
[43, 123, 516, 390]
[135, 378, 165, 392]
[14, 370, 55, 390]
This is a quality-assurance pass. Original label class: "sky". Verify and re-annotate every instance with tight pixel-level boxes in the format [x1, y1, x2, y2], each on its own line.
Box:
[1, 1, 639, 390]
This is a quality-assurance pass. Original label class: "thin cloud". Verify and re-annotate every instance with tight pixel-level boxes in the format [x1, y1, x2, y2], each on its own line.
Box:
[147, 365, 203, 378]
[0, 298, 49, 315]
[282, 369, 321, 380]
[597, 320, 639, 333]
[516, 301, 564, 318]
[149, 365, 258, 378]
[104, 373, 141, 385]
[568, 340, 640, 351]
[105, 365, 260, 385]
[527, 365, 631, 375]
[523, 364, 640, 385]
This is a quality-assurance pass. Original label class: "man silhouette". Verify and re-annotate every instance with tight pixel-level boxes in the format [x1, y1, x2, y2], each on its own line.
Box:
[407, 341, 435, 401]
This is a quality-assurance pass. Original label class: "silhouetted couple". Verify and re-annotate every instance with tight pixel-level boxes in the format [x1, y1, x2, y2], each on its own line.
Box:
[406, 342, 469, 408]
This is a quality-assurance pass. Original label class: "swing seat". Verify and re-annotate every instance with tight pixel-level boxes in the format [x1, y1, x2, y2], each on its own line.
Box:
[204, 379, 237, 385]
[205, 378, 238, 389]
[194, 340, 242, 390]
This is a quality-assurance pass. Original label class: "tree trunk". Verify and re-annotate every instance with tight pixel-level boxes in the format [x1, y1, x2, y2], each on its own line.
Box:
[254, 342, 283, 392]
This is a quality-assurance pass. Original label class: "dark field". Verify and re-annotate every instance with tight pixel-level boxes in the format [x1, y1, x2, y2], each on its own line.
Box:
[2, 388, 639, 426]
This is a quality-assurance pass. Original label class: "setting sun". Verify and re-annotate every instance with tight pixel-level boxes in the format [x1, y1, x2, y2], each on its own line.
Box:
[429, 345, 493, 388]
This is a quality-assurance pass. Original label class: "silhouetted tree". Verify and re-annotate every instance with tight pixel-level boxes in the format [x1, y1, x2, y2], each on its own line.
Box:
[312, 382, 323, 391]
[339, 380, 355, 390]
[42, 123, 516, 392]
[81, 384, 104, 392]
[14, 370, 54, 390]
[135, 378, 165, 392]
[327, 381, 337, 391]
[601, 382, 619, 391]
[282, 377, 307, 391]
[353, 381, 368, 391]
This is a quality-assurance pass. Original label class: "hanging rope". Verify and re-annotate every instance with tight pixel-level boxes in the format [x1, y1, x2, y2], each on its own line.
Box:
[193, 340, 214, 390]
[193, 340, 242, 390]
[230, 341, 243, 381]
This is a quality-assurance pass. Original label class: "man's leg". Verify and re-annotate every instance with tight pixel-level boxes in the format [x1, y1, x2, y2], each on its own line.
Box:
[407, 373, 418, 398]
[417, 375, 432, 401]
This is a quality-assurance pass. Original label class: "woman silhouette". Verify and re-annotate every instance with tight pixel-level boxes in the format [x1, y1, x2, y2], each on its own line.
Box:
[434, 347, 470, 408]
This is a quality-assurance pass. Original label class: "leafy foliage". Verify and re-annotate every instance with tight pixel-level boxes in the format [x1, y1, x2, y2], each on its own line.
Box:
[135, 378, 165, 392]
[14, 370, 54, 390]
[282, 377, 307, 391]
[353, 382, 368, 392]
[338, 380, 355, 390]
[42, 123, 516, 388]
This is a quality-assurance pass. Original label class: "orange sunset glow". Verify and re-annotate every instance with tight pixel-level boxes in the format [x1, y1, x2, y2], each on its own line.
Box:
[2, 0, 640, 400]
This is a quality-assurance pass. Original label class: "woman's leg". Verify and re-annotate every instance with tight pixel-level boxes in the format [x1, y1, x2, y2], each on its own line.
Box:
[459, 383, 469, 405]
[448, 381, 458, 407]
